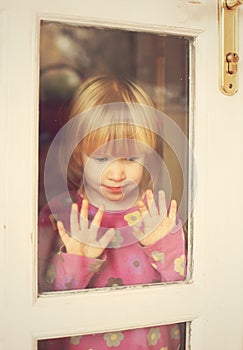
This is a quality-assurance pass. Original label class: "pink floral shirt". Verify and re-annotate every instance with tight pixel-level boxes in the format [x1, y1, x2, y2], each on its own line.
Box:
[38, 192, 186, 350]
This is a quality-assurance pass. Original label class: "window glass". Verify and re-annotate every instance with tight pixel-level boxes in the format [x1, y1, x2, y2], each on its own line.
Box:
[38, 21, 192, 294]
[38, 322, 187, 350]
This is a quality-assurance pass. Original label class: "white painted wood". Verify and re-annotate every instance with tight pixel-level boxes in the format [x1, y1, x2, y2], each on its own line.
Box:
[0, 1, 242, 349]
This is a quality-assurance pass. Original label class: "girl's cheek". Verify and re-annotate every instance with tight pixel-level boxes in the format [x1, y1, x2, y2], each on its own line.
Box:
[87, 164, 108, 185]
[84, 159, 105, 174]
[128, 165, 144, 183]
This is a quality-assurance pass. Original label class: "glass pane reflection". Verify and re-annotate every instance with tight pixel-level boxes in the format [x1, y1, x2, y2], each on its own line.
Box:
[38, 21, 191, 294]
[38, 322, 186, 350]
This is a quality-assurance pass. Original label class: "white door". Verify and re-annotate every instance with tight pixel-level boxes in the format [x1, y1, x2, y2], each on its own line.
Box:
[1, 1, 243, 349]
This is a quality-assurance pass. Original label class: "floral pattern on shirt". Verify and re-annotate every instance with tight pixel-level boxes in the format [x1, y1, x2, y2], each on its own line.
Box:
[147, 327, 161, 346]
[104, 332, 124, 347]
[174, 255, 185, 276]
[126, 255, 145, 276]
[170, 325, 180, 340]
[151, 250, 165, 263]
[124, 211, 141, 226]
[105, 277, 124, 287]
[70, 335, 82, 345]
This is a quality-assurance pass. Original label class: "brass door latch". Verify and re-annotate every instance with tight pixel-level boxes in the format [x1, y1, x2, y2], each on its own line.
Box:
[219, 0, 243, 95]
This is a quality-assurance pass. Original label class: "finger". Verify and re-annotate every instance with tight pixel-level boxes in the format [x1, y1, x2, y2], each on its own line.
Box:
[99, 228, 115, 249]
[137, 200, 148, 218]
[70, 203, 80, 233]
[80, 199, 88, 220]
[57, 221, 70, 246]
[89, 205, 105, 241]
[168, 199, 177, 223]
[92, 205, 105, 227]
[158, 190, 167, 218]
[80, 199, 88, 232]
[145, 189, 158, 216]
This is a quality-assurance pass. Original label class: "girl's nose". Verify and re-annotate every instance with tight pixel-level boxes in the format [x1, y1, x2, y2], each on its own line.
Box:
[107, 159, 126, 181]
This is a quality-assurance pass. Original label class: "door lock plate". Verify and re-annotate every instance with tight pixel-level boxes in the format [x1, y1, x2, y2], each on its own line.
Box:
[219, 0, 243, 95]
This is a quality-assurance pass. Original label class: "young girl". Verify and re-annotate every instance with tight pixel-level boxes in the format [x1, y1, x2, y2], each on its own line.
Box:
[38, 76, 186, 350]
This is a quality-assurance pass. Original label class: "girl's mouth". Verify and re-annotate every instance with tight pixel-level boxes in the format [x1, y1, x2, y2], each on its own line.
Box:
[103, 185, 123, 193]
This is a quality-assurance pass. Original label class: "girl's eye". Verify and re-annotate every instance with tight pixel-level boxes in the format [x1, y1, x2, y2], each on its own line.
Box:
[126, 157, 138, 162]
[94, 157, 108, 162]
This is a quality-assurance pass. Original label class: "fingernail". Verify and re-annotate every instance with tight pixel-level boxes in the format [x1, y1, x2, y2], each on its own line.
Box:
[147, 189, 153, 196]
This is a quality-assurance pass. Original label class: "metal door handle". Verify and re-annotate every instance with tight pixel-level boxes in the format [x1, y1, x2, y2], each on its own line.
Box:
[219, 0, 243, 95]
[226, 0, 243, 10]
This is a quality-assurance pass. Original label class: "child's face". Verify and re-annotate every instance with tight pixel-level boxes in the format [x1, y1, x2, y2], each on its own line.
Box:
[80, 145, 145, 211]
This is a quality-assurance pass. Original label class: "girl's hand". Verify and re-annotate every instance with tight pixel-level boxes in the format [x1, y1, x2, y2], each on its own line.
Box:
[133, 190, 177, 247]
[57, 199, 115, 259]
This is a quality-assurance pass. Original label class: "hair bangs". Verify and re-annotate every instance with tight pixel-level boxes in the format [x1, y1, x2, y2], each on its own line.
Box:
[81, 122, 156, 157]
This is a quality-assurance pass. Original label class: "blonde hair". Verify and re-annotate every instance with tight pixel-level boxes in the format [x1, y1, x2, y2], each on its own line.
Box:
[66, 76, 160, 193]
[69, 76, 155, 115]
